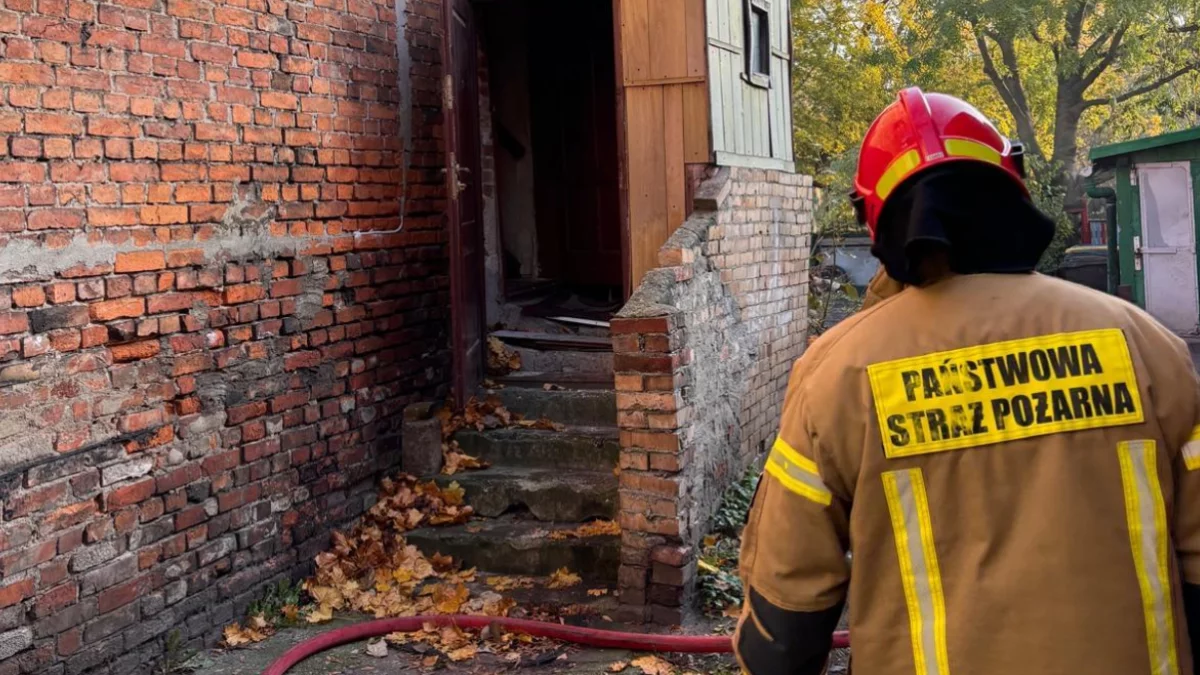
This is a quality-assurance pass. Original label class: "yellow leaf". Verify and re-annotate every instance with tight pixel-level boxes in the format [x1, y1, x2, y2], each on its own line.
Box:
[447, 644, 478, 662]
[549, 520, 621, 541]
[281, 604, 300, 622]
[307, 585, 346, 610]
[697, 560, 719, 574]
[608, 662, 630, 673]
[306, 604, 334, 623]
[249, 614, 269, 629]
[422, 655, 439, 668]
[432, 582, 470, 614]
[631, 655, 676, 675]
[546, 567, 582, 590]
[222, 622, 269, 648]
[587, 588, 609, 597]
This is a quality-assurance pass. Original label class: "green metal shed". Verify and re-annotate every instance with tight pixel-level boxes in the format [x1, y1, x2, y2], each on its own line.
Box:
[1089, 127, 1200, 334]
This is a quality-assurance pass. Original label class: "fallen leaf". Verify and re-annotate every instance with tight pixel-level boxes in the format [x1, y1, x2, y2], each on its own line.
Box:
[723, 603, 742, 619]
[631, 655, 676, 675]
[249, 614, 269, 629]
[487, 336, 522, 374]
[306, 604, 334, 623]
[222, 622, 269, 647]
[422, 655, 439, 668]
[485, 575, 534, 592]
[366, 639, 388, 658]
[432, 582, 470, 614]
[587, 588, 609, 597]
[281, 604, 300, 622]
[447, 644, 478, 662]
[430, 552, 456, 572]
[546, 567, 582, 590]
[608, 662, 630, 673]
[549, 520, 621, 541]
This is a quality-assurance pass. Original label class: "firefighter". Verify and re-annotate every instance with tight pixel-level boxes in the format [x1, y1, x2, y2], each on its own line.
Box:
[735, 87, 1200, 675]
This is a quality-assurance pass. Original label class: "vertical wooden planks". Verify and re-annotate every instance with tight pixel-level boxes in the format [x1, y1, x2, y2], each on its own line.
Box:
[682, 82, 711, 162]
[685, 0, 706, 78]
[622, 0, 650, 83]
[716, 0, 730, 43]
[626, 87, 668, 285]
[664, 84, 687, 235]
[649, 0, 688, 80]
[707, 46, 725, 156]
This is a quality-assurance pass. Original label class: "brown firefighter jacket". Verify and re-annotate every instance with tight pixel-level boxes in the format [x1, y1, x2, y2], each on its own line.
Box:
[737, 272, 1200, 675]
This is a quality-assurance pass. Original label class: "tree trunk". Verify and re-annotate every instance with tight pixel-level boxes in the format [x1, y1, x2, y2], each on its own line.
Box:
[1050, 77, 1086, 199]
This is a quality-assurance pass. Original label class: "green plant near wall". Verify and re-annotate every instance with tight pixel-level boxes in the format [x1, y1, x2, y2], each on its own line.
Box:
[699, 467, 761, 615]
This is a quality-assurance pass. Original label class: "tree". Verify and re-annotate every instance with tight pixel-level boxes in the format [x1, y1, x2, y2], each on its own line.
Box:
[923, 0, 1200, 189]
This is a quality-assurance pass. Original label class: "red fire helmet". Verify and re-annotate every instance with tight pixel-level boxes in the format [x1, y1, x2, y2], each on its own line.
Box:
[851, 87, 1028, 237]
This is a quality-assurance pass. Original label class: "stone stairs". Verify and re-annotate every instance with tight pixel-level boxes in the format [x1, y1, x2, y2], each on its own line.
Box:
[406, 358, 620, 583]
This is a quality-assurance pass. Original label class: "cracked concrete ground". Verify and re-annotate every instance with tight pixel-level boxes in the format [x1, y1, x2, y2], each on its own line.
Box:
[186, 614, 742, 675]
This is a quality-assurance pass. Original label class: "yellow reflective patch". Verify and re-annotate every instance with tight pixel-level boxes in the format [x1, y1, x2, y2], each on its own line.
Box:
[875, 149, 922, 200]
[944, 138, 1002, 166]
[772, 438, 818, 474]
[1183, 425, 1200, 471]
[765, 438, 832, 506]
[868, 329, 1143, 459]
[1118, 440, 1179, 675]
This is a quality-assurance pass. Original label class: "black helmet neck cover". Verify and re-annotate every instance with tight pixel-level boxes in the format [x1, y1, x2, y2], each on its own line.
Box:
[870, 163, 1055, 286]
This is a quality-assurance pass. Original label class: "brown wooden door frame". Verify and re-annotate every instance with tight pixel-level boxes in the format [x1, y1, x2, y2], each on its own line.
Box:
[612, 0, 632, 299]
[442, 0, 486, 408]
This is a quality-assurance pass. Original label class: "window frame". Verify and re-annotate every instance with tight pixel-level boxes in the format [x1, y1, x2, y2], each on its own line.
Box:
[742, 0, 771, 89]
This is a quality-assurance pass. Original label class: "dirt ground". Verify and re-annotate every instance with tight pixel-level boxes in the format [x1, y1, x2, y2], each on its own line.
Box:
[188, 614, 743, 675]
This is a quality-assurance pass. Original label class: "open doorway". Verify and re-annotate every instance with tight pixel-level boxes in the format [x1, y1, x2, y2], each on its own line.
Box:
[478, 0, 624, 329]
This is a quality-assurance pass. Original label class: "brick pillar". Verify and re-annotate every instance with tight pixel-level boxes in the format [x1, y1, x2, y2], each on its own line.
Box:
[611, 313, 697, 624]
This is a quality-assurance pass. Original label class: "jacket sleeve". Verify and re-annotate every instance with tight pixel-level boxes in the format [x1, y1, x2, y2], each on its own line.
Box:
[734, 358, 850, 675]
[1144, 329, 1200, 673]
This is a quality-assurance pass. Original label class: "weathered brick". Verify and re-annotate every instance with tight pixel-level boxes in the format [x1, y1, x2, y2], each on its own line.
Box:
[0, 578, 34, 609]
[114, 250, 166, 273]
[109, 340, 160, 362]
[89, 297, 144, 321]
[0, 312, 29, 335]
[28, 306, 89, 332]
[104, 478, 156, 509]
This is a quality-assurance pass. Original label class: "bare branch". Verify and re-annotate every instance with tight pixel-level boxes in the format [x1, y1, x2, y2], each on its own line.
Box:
[1080, 24, 1129, 92]
[974, 29, 1046, 163]
[1084, 62, 1200, 108]
[1168, 23, 1199, 33]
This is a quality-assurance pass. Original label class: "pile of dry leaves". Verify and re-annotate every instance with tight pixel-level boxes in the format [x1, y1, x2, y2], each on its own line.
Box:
[487, 336, 522, 375]
[436, 395, 566, 476]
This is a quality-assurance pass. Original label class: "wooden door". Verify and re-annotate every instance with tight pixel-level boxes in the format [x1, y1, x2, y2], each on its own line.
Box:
[443, 0, 485, 406]
[529, 0, 623, 288]
[617, 0, 711, 289]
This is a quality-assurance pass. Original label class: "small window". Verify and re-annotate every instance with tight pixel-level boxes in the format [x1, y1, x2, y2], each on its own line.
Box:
[744, 0, 770, 87]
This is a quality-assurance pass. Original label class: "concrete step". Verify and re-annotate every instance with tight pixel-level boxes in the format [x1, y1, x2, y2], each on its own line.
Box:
[509, 344, 614, 379]
[434, 468, 617, 521]
[478, 386, 617, 427]
[454, 426, 618, 471]
[405, 516, 619, 581]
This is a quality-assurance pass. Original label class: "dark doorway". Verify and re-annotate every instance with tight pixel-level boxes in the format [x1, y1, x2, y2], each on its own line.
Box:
[480, 0, 623, 298]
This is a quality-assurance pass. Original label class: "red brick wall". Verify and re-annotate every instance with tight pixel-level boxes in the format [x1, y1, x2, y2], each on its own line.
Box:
[0, 0, 449, 670]
[612, 167, 813, 624]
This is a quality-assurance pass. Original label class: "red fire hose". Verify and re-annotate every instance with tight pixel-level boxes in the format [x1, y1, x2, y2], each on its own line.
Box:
[262, 615, 850, 675]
